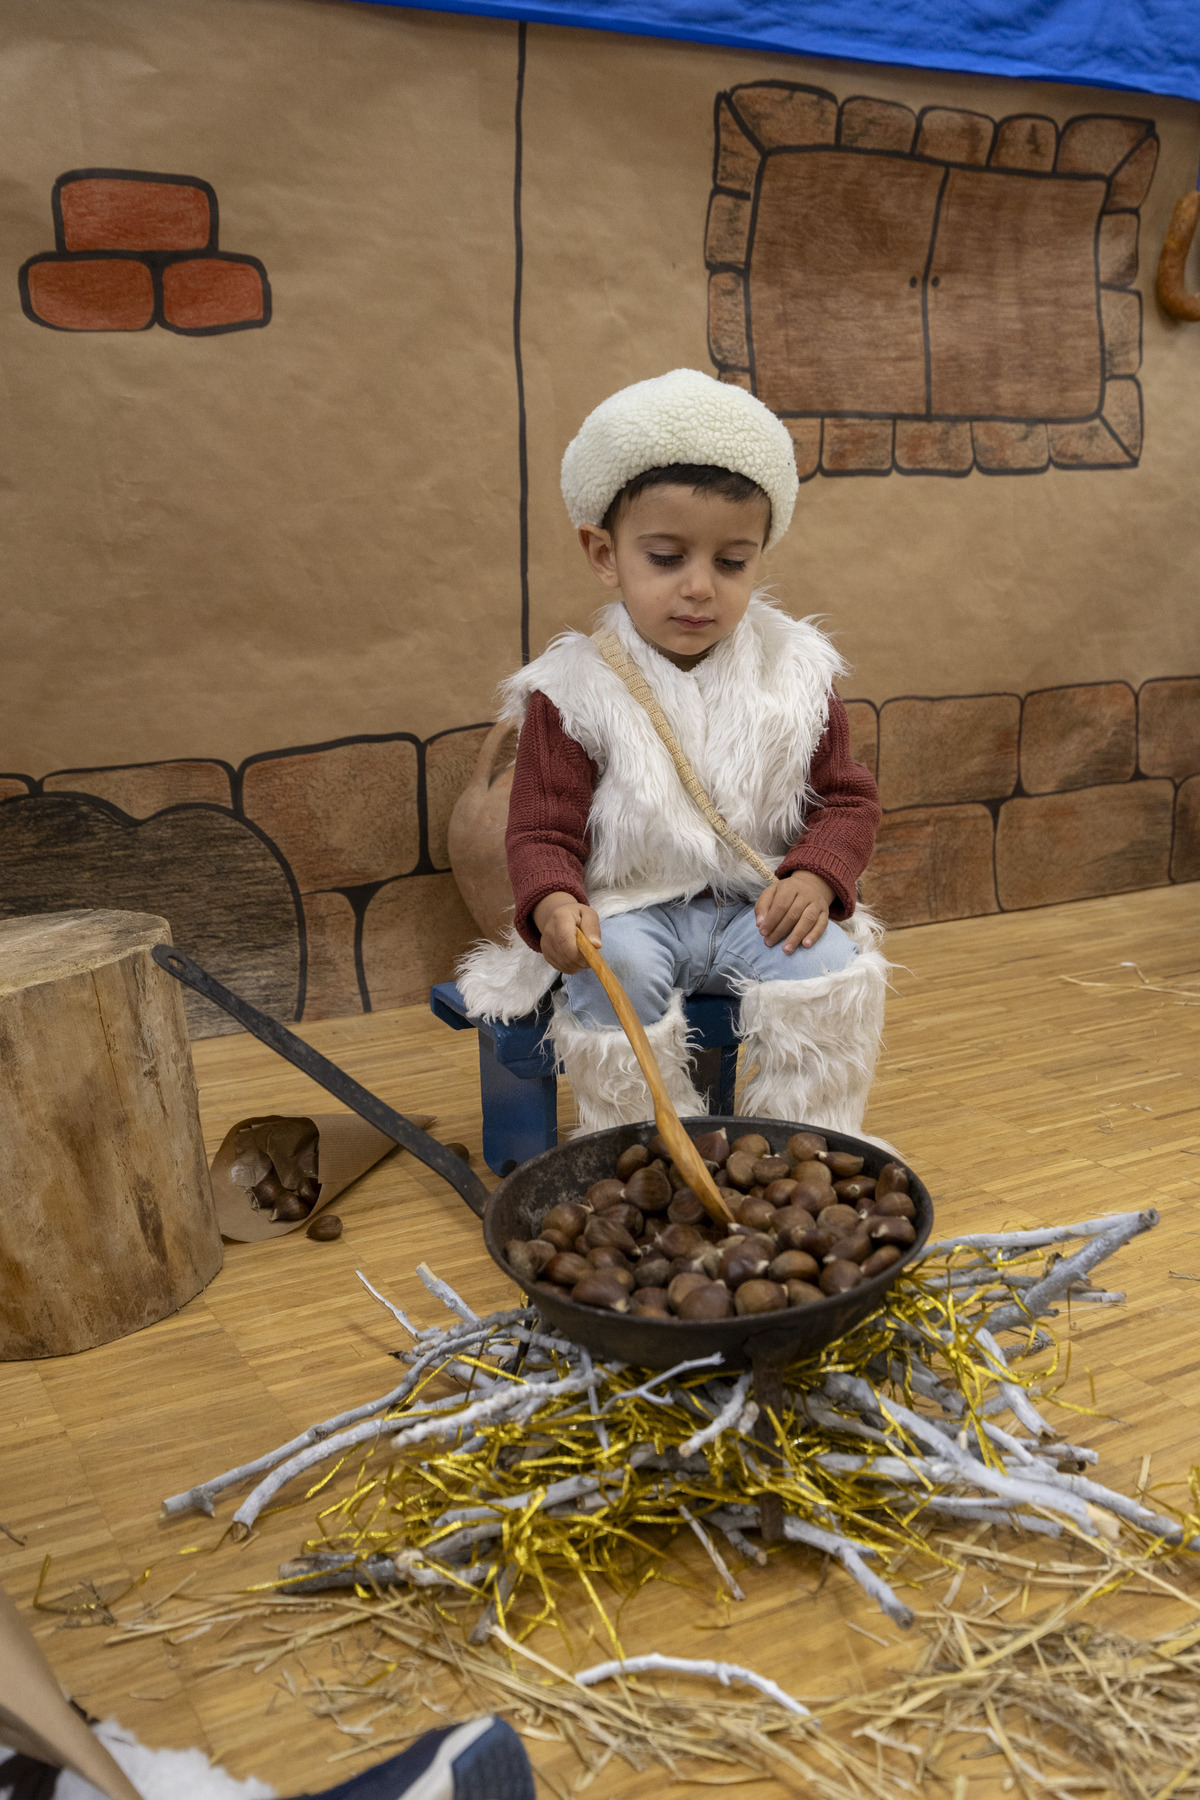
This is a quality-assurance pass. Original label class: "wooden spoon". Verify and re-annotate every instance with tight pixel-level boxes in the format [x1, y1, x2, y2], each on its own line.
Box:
[574, 928, 734, 1227]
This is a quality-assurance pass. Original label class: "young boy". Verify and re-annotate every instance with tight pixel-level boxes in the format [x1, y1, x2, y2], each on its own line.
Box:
[458, 368, 886, 1136]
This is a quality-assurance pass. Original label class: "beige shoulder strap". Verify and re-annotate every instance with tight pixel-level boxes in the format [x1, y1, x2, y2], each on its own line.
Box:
[591, 627, 777, 887]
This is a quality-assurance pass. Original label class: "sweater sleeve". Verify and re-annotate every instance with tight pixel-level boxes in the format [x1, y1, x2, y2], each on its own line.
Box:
[775, 694, 881, 919]
[506, 690, 598, 950]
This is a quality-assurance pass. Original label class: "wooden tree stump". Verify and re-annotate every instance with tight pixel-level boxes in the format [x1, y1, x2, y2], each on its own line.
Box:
[0, 910, 222, 1359]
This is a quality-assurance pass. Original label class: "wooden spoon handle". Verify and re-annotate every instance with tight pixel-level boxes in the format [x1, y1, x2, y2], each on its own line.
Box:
[574, 929, 733, 1227]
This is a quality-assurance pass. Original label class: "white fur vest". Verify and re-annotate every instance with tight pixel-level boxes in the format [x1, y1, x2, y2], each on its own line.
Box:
[457, 597, 847, 1021]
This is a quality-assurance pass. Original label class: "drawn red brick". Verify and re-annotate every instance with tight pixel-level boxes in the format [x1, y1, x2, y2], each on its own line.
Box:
[161, 257, 266, 331]
[23, 256, 154, 330]
[57, 174, 213, 251]
[861, 804, 998, 927]
[1019, 683, 1136, 794]
[995, 782, 1173, 908]
[1139, 678, 1200, 779]
[878, 695, 1020, 808]
[1172, 777, 1200, 883]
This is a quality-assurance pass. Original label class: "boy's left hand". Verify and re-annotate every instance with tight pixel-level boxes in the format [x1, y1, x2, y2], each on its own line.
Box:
[755, 871, 836, 953]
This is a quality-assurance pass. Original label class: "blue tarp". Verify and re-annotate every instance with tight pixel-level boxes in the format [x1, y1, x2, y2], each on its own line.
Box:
[365, 0, 1200, 104]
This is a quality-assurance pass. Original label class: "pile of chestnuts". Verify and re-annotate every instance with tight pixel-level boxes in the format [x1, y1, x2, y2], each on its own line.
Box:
[505, 1128, 916, 1321]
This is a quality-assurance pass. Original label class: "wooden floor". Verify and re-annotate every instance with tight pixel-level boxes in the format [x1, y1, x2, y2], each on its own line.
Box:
[3, 884, 1200, 1797]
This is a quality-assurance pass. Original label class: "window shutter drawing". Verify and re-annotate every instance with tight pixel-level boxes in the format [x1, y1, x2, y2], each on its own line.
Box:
[707, 84, 1157, 477]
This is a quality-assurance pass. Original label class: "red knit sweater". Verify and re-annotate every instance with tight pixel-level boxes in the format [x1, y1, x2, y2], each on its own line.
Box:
[507, 688, 881, 951]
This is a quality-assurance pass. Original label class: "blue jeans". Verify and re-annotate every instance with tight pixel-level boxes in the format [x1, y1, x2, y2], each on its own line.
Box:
[563, 895, 858, 1030]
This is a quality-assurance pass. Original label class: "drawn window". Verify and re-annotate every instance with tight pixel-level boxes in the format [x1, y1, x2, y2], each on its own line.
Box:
[706, 87, 1157, 477]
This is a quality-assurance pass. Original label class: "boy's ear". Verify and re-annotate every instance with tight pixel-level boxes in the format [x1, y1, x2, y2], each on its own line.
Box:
[578, 525, 620, 588]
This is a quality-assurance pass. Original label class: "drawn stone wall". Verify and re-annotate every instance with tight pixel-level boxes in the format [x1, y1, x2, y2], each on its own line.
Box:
[2, 679, 1195, 1035]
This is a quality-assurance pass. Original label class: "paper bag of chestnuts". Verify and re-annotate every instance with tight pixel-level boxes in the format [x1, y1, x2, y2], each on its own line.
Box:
[208, 1111, 432, 1244]
[506, 1127, 916, 1320]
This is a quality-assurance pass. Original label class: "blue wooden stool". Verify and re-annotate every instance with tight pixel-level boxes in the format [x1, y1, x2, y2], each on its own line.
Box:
[429, 982, 741, 1175]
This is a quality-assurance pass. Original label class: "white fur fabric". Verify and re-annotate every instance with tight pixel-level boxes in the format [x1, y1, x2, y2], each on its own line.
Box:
[37, 1719, 276, 1800]
[736, 948, 889, 1136]
[550, 989, 707, 1133]
[560, 368, 800, 548]
[457, 597, 845, 1023]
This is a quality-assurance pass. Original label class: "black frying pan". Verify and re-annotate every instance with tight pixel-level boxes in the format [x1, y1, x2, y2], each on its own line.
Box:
[157, 947, 931, 1372]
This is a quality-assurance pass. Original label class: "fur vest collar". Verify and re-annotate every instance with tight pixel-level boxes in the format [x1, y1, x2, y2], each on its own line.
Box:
[458, 597, 845, 1021]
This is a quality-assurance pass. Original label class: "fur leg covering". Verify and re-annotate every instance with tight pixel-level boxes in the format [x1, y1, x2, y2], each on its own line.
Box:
[737, 948, 889, 1136]
[550, 989, 707, 1134]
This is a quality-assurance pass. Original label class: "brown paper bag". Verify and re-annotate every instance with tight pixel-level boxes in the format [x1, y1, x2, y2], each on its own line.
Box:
[210, 1110, 434, 1241]
[0, 1584, 141, 1800]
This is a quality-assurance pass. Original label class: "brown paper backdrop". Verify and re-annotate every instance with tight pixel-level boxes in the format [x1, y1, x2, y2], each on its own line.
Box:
[1, 0, 1198, 1030]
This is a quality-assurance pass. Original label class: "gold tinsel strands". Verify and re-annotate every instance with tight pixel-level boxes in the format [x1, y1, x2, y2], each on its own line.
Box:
[267, 1223, 1196, 1644]
[132, 1212, 1200, 1792]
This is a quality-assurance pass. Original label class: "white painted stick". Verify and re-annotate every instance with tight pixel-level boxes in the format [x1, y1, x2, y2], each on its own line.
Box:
[679, 1372, 752, 1458]
[575, 1652, 810, 1718]
[922, 1212, 1149, 1254]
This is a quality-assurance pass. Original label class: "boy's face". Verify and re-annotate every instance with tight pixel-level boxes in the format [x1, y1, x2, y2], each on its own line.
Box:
[579, 484, 770, 666]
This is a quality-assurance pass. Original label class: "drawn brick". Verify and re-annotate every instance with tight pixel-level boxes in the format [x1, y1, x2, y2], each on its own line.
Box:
[1048, 414, 1136, 469]
[1099, 377, 1142, 458]
[1105, 136, 1158, 210]
[786, 418, 821, 480]
[838, 97, 915, 153]
[56, 173, 213, 252]
[161, 257, 266, 332]
[990, 115, 1057, 172]
[729, 83, 836, 150]
[971, 421, 1049, 472]
[878, 695, 1020, 809]
[424, 725, 507, 871]
[894, 420, 973, 474]
[1138, 678, 1200, 779]
[361, 872, 479, 1009]
[298, 889, 363, 1019]
[843, 700, 878, 778]
[707, 271, 749, 368]
[995, 782, 1173, 909]
[1172, 777, 1200, 883]
[1101, 288, 1141, 377]
[23, 256, 154, 331]
[860, 805, 997, 927]
[705, 192, 752, 267]
[1098, 213, 1139, 286]
[241, 739, 420, 894]
[1019, 684, 1136, 794]
[715, 97, 760, 191]
[822, 419, 893, 475]
[1056, 115, 1151, 177]
[915, 107, 993, 165]
[0, 778, 32, 802]
[43, 760, 232, 818]
[720, 369, 753, 391]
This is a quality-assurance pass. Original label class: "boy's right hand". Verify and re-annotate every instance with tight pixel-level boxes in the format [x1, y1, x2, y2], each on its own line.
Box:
[532, 892, 602, 974]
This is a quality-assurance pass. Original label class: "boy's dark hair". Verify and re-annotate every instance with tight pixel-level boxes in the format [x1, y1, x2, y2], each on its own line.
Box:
[601, 463, 771, 536]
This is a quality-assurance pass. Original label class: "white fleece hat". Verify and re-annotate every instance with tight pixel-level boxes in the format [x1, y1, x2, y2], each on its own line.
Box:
[560, 367, 799, 549]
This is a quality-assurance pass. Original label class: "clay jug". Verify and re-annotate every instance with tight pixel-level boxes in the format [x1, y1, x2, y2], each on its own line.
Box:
[447, 721, 519, 943]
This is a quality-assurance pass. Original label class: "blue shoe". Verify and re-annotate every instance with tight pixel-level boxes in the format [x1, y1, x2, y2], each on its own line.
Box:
[299, 1717, 534, 1800]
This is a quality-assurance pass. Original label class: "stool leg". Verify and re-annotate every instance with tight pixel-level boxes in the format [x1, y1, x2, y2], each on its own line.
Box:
[717, 1042, 739, 1116]
[477, 1035, 559, 1176]
[692, 1046, 721, 1116]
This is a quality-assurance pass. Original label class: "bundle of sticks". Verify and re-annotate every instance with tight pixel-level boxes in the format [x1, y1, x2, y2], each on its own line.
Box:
[161, 1206, 1192, 1639]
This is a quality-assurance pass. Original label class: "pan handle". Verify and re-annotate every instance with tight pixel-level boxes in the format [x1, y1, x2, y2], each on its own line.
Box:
[153, 945, 491, 1219]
